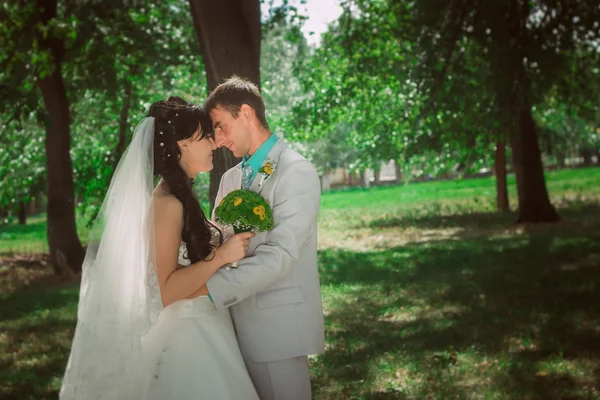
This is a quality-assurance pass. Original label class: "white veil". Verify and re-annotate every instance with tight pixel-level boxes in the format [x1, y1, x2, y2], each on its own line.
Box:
[60, 117, 162, 399]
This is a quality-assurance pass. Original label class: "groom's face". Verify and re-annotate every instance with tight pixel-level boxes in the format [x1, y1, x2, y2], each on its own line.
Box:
[210, 106, 250, 158]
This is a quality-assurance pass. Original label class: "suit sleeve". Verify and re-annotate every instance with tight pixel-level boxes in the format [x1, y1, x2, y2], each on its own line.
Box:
[211, 173, 227, 221]
[206, 159, 320, 310]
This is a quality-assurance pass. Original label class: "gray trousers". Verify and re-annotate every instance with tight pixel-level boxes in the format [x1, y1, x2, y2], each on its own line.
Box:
[241, 352, 312, 400]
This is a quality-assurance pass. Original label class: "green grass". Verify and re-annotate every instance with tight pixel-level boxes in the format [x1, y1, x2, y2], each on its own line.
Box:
[0, 214, 93, 256]
[1, 166, 600, 399]
[0, 215, 49, 255]
[321, 167, 600, 211]
[313, 215, 600, 399]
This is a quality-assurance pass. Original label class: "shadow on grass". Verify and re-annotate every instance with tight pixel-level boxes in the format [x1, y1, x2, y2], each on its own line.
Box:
[0, 285, 78, 400]
[0, 319, 74, 400]
[315, 223, 600, 399]
[369, 210, 515, 231]
[368, 202, 600, 234]
[0, 285, 79, 322]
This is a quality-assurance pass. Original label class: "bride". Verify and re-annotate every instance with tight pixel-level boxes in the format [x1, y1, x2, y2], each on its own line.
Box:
[59, 98, 259, 399]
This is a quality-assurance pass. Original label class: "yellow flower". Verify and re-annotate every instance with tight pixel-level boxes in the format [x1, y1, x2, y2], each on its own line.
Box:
[263, 163, 273, 175]
[234, 197, 243, 206]
[253, 206, 265, 216]
[259, 212, 266, 221]
[220, 199, 225, 206]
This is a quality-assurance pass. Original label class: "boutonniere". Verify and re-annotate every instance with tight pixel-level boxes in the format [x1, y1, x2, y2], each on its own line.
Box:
[257, 159, 277, 186]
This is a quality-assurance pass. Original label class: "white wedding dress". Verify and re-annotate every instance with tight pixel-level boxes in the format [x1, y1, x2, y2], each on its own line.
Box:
[142, 244, 259, 400]
[59, 118, 257, 400]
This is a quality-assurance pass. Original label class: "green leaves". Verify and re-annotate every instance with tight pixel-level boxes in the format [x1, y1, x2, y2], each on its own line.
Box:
[0, 113, 46, 221]
[1, 0, 209, 222]
[214, 190, 274, 233]
[285, 1, 426, 174]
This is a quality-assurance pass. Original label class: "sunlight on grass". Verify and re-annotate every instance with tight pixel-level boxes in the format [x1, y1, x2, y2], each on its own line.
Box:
[0, 213, 92, 256]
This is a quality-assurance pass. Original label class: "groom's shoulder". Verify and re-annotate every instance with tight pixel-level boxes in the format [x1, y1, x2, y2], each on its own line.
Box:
[280, 147, 317, 176]
[280, 146, 309, 165]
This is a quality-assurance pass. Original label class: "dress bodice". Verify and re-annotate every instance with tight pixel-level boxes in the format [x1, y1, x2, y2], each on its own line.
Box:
[178, 243, 191, 267]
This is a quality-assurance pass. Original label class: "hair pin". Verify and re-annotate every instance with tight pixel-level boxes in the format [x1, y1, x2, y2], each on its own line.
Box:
[175, 113, 179, 117]
[160, 142, 164, 146]
[168, 120, 172, 124]
[159, 131, 163, 135]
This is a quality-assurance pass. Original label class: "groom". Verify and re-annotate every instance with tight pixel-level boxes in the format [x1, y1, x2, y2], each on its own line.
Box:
[199, 76, 325, 400]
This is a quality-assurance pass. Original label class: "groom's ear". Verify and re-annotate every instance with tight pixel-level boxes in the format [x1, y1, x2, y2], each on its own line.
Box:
[240, 104, 253, 122]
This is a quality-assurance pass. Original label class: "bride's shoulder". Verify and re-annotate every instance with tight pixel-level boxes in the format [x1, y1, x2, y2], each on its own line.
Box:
[153, 193, 183, 220]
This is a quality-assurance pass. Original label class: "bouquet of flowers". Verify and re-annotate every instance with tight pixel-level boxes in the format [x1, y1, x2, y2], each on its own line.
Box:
[214, 189, 274, 234]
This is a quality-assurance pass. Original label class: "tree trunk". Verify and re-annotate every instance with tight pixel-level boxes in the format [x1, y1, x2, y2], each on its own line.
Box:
[394, 159, 402, 183]
[37, 0, 85, 274]
[556, 151, 566, 168]
[321, 172, 331, 193]
[18, 201, 27, 225]
[189, 0, 261, 210]
[348, 171, 355, 186]
[28, 199, 37, 216]
[373, 169, 381, 186]
[580, 147, 593, 167]
[359, 170, 370, 189]
[494, 139, 509, 212]
[510, 104, 559, 223]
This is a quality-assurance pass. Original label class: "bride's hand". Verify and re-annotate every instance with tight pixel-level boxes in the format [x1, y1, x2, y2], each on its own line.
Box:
[216, 232, 255, 265]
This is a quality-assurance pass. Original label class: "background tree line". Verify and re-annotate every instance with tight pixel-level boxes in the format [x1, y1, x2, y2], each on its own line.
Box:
[1, 0, 599, 275]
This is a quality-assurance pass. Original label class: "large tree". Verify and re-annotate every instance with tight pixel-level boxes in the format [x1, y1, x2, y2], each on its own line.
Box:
[1, 0, 209, 274]
[412, 0, 600, 222]
[188, 0, 262, 208]
[36, 0, 85, 273]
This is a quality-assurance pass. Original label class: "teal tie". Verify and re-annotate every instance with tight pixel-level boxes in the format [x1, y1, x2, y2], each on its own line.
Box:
[242, 165, 253, 190]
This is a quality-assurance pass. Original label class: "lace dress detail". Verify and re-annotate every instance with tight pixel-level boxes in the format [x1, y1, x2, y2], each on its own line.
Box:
[178, 243, 191, 267]
[146, 244, 192, 325]
[146, 261, 163, 325]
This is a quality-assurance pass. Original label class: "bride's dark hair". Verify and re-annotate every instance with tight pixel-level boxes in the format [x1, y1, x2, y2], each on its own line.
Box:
[148, 96, 222, 263]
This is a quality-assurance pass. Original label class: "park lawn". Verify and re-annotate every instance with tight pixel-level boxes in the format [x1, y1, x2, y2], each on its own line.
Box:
[0, 214, 92, 256]
[1, 166, 600, 399]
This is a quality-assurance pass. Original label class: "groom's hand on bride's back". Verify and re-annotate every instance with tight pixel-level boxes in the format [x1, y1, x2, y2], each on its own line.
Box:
[186, 284, 209, 299]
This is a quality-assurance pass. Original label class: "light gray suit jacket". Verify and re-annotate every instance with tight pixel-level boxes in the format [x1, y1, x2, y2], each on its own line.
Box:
[207, 139, 325, 363]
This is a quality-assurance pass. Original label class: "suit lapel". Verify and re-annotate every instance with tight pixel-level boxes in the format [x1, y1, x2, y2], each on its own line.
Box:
[249, 170, 263, 193]
[230, 162, 243, 190]
[249, 139, 287, 195]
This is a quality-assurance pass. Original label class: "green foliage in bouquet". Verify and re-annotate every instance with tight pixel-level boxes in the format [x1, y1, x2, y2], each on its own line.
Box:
[214, 189, 274, 233]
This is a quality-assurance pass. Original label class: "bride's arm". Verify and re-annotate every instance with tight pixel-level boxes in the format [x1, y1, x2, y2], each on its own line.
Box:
[185, 285, 207, 300]
[154, 196, 224, 307]
[154, 196, 252, 307]
[181, 223, 233, 301]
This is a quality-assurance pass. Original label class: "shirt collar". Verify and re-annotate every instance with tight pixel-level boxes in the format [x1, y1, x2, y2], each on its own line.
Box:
[242, 134, 279, 171]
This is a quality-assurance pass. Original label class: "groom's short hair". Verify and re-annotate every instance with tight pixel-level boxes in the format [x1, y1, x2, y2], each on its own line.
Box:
[205, 76, 269, 129]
